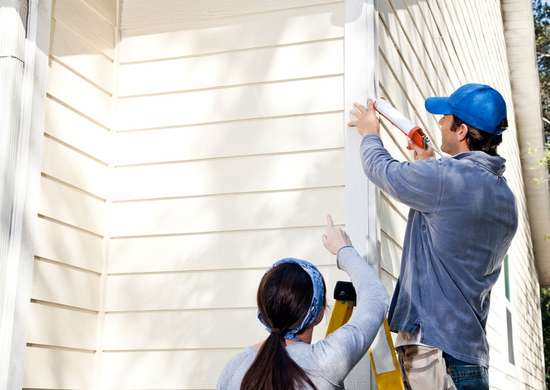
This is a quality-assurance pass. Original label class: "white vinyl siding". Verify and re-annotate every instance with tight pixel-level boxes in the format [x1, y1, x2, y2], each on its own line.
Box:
[21, 1, 546, 389]
[101, 2, 348, 388]
[24, 0, 115, 388]
[376, 0, 545, 389]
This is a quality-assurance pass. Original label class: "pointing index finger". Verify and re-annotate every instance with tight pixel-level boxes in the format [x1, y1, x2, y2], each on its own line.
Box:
[326, 215, 334, 227]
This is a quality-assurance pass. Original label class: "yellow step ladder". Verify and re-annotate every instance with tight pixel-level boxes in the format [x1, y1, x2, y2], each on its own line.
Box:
[326, 281, 405, 390]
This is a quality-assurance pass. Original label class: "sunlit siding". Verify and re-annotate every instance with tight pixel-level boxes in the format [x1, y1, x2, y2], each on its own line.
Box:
[24, 0, 115, 388]
[101, 2, 348, 388]
[376, 0, 545, 389]
[23, 1, 545, 389]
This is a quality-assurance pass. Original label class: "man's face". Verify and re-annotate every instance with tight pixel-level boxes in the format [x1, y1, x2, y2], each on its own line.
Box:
[438, 114, 459, 155]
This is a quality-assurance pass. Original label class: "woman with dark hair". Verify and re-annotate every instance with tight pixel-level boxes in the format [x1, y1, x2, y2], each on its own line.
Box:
[217, 215, 389, 389]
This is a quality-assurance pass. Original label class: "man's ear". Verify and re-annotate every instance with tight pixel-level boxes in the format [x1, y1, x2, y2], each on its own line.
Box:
[457, 123, 469, 143]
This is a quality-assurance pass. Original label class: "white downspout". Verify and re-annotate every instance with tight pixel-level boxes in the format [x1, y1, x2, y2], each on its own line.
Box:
[501, 0, 550, 286]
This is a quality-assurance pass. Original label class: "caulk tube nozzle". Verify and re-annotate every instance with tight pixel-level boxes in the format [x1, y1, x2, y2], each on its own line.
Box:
[373, 98, 417, 135]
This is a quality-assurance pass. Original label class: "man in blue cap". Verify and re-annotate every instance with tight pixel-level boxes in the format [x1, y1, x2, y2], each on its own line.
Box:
[348, 84, 518, 390]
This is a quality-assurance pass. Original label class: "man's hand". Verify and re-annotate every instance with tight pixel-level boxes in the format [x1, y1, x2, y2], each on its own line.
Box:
[347, 100, 380, 137]
[322, 215, 352, 255]
[407, 141, 435, 161]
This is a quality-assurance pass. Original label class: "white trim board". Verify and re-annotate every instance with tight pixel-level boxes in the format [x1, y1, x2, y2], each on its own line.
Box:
[344, 0, 379, 261]
[0, 1, 52, 389]
[343, 0, 379, 389]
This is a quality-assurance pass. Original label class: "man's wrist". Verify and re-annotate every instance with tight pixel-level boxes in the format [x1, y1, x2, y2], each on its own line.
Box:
[362, 133, 381, 139]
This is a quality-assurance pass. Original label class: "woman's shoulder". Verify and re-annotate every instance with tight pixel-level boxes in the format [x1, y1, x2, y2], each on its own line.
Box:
[217, 346, 257, 389]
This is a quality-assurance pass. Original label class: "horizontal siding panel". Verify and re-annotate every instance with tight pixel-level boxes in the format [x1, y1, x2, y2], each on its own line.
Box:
[115, 76, 343, 130]
[106, 268, 270, 311]
[380, 269, 398, 296]
[119, 3, 344, 62]
[435, 1, 473, 81]
[380, 234, 402, 279]
[35, 217, 103, 273]
[103, 309, 263, 350]
[103, 292, 345, 350]
[109, 227, 334, 274]
[118, 39, 343, 96]
[382, 192, 409, 220]
[39, 177, 105, 235]
[102, 294, 338, 350]
[121, 0, 342, 31]
[423, 1, 464, 81]
[416, 0, 463, 86]
[42, 136, 108, 199]
[87, 0, 117, 25]
[488, 367, 518, 390]
[404, 0, 456, 90]
[50, 20, 113, 93]
[378, 45, 439, 143]
[379, 0, 439, 98]
[110, 187, 344, 237]
[32, 261, 100, 311]
[99, 349, 235, 389]
[380, 123, 410, 161]
[111, 149, 344, 200]
[113, 112, 344, 166]
[52, 0, 114, 58]
[379, 195, 406, 246]
[24, 348, 94, 389]
[441, 0, 474, 85]
[378, 56, 420, 126]
[28, 302, 97, 350]
[377, 5, 442, 141]
[48, 60, 112, 129]
[106, 265, 344, 312]
[45, 97, 110, 163]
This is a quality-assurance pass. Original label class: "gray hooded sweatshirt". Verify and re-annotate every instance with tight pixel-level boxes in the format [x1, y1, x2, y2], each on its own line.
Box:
[360, 134, 518, 367]
[217, 246, 389, 389]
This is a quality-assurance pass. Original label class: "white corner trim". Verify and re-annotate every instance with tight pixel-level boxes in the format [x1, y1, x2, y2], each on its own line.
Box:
[343, 0, 379, 388]
[344, 0, 379, 264]
[0, 1, 52, 389]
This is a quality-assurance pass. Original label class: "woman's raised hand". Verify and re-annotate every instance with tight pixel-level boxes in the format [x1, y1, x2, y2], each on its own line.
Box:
[322, 215, 352, 255]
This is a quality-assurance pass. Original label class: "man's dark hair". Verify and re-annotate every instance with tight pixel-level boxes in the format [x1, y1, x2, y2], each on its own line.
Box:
[451, 115, 507, 156]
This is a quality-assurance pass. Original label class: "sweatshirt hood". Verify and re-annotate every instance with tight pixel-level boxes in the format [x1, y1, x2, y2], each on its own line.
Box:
[452, 151, 506, 176]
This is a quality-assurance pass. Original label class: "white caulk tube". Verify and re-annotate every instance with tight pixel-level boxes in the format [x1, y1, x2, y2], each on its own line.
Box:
[372, 98, 441, 156]
[373, 98, 418, 135]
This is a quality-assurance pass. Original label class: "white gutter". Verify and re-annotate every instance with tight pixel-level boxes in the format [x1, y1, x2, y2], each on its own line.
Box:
[501, 0, 550, 286]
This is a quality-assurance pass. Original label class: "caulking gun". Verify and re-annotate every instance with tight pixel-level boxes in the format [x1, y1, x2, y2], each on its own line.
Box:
[373, 98, 434, 152]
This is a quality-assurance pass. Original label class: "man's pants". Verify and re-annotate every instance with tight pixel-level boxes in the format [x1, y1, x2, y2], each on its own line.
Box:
[443, 352, 489, 390]
[397, 345, 489, 390]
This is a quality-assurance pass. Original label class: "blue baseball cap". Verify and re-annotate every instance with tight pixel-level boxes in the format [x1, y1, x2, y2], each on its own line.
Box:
[425, 83, 507, 134]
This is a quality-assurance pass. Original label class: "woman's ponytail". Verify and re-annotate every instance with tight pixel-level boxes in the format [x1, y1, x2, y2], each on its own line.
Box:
[240, 263, 321, 390]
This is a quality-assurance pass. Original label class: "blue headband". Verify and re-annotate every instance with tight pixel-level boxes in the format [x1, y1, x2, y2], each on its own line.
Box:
[257, 258, 325, 340]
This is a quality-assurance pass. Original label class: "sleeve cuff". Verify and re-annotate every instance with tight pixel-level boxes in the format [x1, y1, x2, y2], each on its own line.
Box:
[362, 134, 382, 141]
[336, 245, 354, 268]
[360, 134, 383, 148]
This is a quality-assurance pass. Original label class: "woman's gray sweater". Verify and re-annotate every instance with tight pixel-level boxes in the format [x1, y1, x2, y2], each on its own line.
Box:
[217, 246, 389, 389]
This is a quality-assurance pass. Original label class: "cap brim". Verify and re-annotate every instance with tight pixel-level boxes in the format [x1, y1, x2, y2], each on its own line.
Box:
[425, 97, 452, 115]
